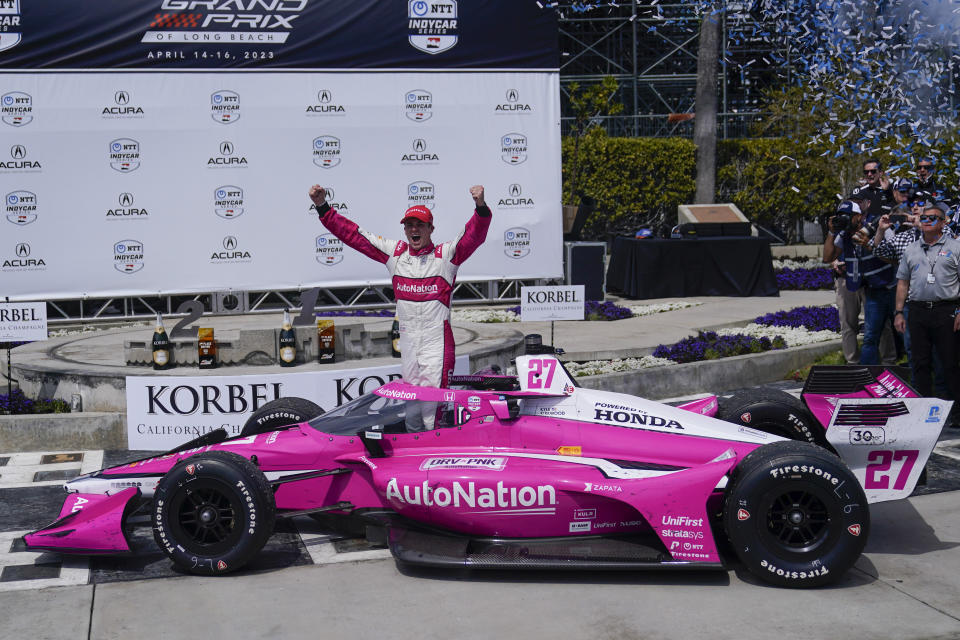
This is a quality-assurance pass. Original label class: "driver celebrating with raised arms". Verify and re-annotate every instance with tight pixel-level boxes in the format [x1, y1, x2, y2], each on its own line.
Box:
[309, 184, 491, 430]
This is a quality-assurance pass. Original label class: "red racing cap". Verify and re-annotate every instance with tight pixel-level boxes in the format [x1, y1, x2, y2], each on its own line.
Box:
[401, 205, 433, 225]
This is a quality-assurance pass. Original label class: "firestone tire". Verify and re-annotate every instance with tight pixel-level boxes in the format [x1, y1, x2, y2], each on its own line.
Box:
[153, 451, 276, 575]
[723, 441, 869, 588]
[717, 389, 828, 448]
[240, 397, 323, 437]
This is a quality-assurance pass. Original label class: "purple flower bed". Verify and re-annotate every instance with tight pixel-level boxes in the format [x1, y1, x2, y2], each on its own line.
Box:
[775, 267, 833, 291]
[0, 388, 70, 415]
[315, 309, 395, 318]
[653, 331, 786, 364]
[506, 300, 633, 321]
[754, 305, 840, 333]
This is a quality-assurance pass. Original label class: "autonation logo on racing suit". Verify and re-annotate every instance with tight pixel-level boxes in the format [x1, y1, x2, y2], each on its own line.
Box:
[142, 0, 306, 44]
[395, 281, 439, 295]
[386, 478, 556, 509]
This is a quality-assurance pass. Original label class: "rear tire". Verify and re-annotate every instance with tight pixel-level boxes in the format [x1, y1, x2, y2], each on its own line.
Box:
[153, 451, 276, 575]
[240, 397, 323, 436]
[717, 389, 826, 447]
[723, 441, 868, 588]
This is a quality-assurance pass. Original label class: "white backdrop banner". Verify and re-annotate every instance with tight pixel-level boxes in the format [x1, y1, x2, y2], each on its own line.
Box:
[0, 72, 562, 300]
[125, 356, 468, 450]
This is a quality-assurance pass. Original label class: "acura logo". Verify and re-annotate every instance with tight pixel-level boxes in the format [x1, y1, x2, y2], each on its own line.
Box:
[115, 91, 130, 105]
[509, 183, 521, 196]
[413, 139, 426, 152]
[15, 242, 29, 257]
[220, 141, 234, 156]
[318, 90, 332, 104]
[323, 187, 334, 200]
[506, 89, 519, 103]
[223, 236, 237, 250]
[10, 144, 25, 159]
[119, 192, 133, 207]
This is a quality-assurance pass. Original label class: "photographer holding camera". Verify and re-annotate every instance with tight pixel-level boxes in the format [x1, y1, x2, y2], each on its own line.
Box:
[823, 199, 898, 365]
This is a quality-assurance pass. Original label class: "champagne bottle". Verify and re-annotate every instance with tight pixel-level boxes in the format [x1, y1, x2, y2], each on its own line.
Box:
[152, 312, 172, 370]
[279, 309, 297, 367]
[391, 316, 401, 358]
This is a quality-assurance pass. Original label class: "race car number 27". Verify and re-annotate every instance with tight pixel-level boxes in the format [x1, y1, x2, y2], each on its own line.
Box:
[865, 449, 919, 490]
[527, 358, 557, 390]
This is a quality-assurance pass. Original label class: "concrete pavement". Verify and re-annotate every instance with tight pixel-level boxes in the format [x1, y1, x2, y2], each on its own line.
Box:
[1, 490, 958, 640]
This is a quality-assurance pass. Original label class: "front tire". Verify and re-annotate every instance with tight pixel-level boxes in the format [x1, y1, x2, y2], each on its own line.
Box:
[153, 451, 276, 575]
[723, 441, 869, 588]
[240, 397, 323, 437]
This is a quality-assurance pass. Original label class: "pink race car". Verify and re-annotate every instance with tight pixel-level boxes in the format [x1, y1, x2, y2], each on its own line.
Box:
[24, 354, 948, 588]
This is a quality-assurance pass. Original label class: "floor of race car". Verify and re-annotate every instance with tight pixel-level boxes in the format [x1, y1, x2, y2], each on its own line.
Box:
[2, 384, 960, 591]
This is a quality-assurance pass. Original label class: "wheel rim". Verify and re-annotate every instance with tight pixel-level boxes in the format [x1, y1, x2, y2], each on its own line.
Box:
[169, 479, 244, 556]
[758, 484, 836, 556]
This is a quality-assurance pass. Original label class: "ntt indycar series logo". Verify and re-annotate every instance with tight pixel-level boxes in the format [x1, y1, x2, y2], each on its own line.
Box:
[5, 190, 37, 225]
[110, 139, 141, 172]
[2, 92, 33, 127]
[501, 133, 528, 165]
[313, 136, 341, 168]
[211, 90, 240, 123]
[315, 234, 344, 265]
[214, 186, 244, 219]
[114, 240, 145, 274]
[407, 181, 435, 209]
[408, 0, 458, 55]
[404, 90, 433, 122]
[0, 0, 22, 53]
[142, 0, 304, 44]
[504, 227, 531, 259]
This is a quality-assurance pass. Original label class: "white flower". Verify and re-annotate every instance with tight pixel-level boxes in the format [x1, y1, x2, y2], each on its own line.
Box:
[628, 301, 702, 316]
[452, 309, 520, 323]
[716, 323, 838, 347]
[48, 322, 149, 338]
[773, 258, 825, 270]
[564, 356, 676, 377]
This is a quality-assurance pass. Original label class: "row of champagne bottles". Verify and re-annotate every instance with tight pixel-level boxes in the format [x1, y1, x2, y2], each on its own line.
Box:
[150, 311, 401, 370]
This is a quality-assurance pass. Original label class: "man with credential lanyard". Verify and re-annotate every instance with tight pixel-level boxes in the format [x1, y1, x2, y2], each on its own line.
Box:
[308, 184, 491, 431]
[894, 204, 960, 410]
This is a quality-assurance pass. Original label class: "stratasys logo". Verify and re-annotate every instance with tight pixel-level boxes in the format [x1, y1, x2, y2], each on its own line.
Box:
[142, 1, 304, 45]
[386, 478, 556, 509]
[0, 0, 22, 53]
[408, 0, 458, 55]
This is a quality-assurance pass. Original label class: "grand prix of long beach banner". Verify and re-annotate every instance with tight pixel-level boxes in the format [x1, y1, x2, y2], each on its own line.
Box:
[0, 1, 561, 301]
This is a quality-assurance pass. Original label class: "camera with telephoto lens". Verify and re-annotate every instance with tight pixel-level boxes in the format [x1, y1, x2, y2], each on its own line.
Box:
[831, 214, 857, 234]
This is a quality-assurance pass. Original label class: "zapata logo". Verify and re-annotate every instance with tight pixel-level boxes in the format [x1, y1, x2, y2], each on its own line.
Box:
[408, 0, 458, 55]
[113, 239, 145, 273]
[0, 1, 22, 54]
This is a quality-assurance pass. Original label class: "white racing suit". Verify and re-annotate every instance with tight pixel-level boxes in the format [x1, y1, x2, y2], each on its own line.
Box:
[317, 202, 491, 429]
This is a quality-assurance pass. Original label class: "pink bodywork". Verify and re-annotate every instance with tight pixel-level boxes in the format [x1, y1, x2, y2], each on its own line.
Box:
[25, 382, 760, 565]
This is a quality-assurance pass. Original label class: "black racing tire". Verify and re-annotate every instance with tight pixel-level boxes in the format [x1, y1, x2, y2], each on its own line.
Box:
[240, 397, 323, 437]
[717, 389, 828, 448]
[723, 441, 869, 588]
[153, 451, 276, 575]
